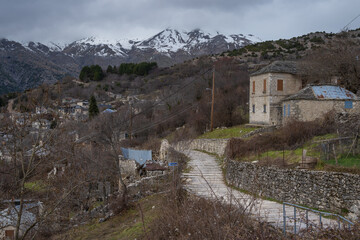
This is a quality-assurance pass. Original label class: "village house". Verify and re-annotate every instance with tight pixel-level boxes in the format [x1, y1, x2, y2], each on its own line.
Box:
[249, 61, 302, 125]
[31, 119, 51, 130]
[282, 85, 360, 123]
[249, 61, 360, 125]
[0, 200, 43, 240]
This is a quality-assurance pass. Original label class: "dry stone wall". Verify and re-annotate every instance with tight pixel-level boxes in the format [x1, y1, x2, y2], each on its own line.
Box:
[226, 159, 360, 220]
[172, 127, 275, 156]
[172, 139, 229, 156]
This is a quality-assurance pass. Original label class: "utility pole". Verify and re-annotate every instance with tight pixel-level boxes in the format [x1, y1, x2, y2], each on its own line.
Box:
[129, 104, 133, 140]
[210, 65, 215, 132]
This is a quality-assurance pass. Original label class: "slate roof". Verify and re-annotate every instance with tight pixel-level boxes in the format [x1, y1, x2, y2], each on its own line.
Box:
[284, 85, 358, 101]
[251, 61, 297, 76]
[0, 202, 42, 230]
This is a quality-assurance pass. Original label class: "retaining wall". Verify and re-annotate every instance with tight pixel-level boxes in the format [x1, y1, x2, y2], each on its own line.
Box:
[172, 138, 229, 156]
[226, 159, 360, 220]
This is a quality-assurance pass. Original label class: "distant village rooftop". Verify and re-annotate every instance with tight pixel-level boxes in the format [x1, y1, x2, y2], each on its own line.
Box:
[284, 85, 359, 101]
[251, 61, 297, 76]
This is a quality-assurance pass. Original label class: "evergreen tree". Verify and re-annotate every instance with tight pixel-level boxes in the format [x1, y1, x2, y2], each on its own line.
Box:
[89, 96, 99, 119]
[106, 65, 113, 73]
[79, 66, 91, 81]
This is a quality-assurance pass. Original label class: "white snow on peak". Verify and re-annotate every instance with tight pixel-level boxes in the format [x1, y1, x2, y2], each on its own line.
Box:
[246, 34, 263, 43]
[75, 36, 118, 46]
[47, 42, 67, 51]
[13, 29, 261, 56]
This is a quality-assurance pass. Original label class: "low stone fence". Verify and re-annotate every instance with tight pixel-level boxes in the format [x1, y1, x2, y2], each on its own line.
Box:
[171, 127, 276, 156]
[172, 138, 229, 156]
[226, 159, 360, 220]
[240, 125, 276, 138]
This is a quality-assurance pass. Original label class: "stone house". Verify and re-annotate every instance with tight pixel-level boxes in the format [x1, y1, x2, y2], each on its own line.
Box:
[282, 85, 360, 123]
[249, 61, 359, 125]
[249, 61, 302, 125]
[0, 200, 42, 240]
[31, 119, 51, 130]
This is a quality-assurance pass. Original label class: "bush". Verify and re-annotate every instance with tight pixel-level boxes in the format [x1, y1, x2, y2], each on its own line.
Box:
[226, 116, 335, 159]
[310, 36, 325, 44]
[147, 189, 283, 239]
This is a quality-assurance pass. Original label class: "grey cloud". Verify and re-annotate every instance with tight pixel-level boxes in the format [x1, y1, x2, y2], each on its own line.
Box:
[0, 0, 359, 43]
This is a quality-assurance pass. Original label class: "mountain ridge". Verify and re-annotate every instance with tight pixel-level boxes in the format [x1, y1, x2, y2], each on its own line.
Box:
[0, 28, 259, 94]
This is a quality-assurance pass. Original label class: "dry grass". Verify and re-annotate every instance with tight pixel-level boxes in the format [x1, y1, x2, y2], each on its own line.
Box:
[146, 189, 284, 240]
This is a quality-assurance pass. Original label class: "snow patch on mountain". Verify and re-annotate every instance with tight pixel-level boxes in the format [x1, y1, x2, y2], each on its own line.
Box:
[8, 28, 261, 58]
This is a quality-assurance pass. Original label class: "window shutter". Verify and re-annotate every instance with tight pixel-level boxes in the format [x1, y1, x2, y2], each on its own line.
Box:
[263, 79, 266, 93]
[277, 80, 283, 91]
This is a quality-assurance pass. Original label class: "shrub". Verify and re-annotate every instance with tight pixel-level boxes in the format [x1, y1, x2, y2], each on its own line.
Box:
[226, 116, 335, 159]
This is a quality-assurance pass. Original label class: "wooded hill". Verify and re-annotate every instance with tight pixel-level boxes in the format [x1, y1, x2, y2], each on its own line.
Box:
[2, 28, 360, 143]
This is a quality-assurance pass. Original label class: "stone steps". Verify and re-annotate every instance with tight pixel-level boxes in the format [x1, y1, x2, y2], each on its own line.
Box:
[181, 150, 341, 234]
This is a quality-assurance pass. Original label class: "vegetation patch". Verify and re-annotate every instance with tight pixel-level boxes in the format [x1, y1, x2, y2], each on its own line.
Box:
[327, 154, 360, 168]
[24, 180, 47, 192]
[197, 125, 259, 139]
[55, 194, 163, 240]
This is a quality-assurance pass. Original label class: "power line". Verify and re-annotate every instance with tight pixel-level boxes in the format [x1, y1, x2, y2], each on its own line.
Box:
[131, 103, 198, 135]
[117, 67, 213, 129]
[132, 68, 212, 119]
[342, 13, 360, 31]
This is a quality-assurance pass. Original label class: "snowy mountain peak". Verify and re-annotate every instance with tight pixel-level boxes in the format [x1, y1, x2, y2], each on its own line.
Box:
[9, 28, 260, 58]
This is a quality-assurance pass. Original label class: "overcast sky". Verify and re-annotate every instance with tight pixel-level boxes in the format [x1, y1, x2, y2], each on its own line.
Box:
[1, 0, 360, 43]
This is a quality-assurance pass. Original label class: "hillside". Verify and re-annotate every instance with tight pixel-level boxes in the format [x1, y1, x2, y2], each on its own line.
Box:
[0, 28, 258, 94]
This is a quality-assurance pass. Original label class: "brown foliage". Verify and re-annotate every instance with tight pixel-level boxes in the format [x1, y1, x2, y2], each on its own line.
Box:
[299, 36, 360, 93]
[147, 191, 283, 240]
[226, 116, 335, 159]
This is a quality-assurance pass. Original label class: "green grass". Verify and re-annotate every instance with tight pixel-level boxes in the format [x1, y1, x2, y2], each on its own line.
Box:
[327, 154, 360, 168]
[241, 133, 338, 164]
[197, 125, 259, 139]
[24, 180, 47, 192]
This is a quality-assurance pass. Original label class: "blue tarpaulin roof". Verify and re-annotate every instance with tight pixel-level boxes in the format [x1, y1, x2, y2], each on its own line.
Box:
[121, 148, 152, 166]
[312, 86, 357, 100]
[103, 108, 116, 113]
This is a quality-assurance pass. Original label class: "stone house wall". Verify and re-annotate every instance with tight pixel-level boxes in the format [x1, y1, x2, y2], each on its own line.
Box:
[226, 159, 360, 220]
[119, 158, 137, 176]
[282, 99, 360, 123]
[249, 72, 302, 125]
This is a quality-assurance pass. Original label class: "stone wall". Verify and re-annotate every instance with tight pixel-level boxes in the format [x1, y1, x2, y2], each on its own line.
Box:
[226, 159, 360, 220]
[172, 127, 275, 156]
[282, 99, 360, 123]
[172, 139, 229, 156]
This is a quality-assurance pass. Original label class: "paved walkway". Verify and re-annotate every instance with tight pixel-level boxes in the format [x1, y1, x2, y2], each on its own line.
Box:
[182, 150, 341, 233]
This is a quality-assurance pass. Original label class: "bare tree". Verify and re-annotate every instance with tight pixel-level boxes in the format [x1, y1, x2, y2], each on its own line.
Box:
[299, 36, 360, 93]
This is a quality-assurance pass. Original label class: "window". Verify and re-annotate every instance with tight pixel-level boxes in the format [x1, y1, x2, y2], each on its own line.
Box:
[288, 104, 290, 116]
[252, 104, 255, 113]
[263, 104, 266, 113]
[263, 79, 266, 93]
[252, 81, 255, 93]
[345, 101, 353, 109]
[283, 104, 286, 117]
[277, 79, 283, 91]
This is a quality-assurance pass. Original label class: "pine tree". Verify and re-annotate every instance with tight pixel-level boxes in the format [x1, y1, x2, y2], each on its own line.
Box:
[89, 96, 99, 119]
[106, 65, 113, 73]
